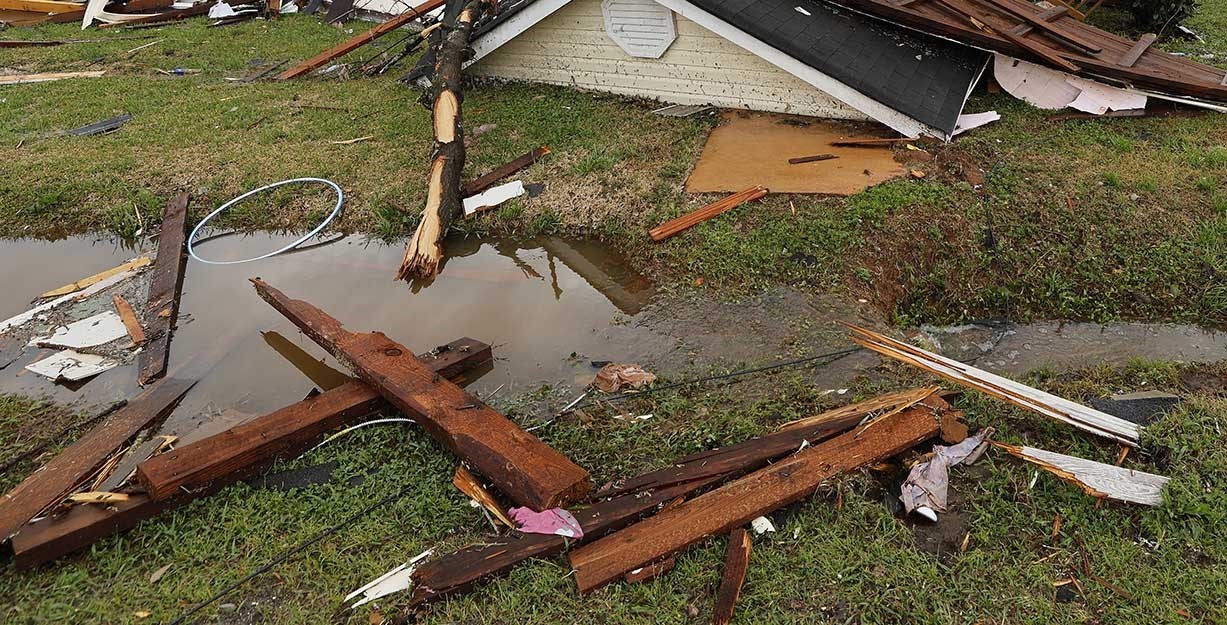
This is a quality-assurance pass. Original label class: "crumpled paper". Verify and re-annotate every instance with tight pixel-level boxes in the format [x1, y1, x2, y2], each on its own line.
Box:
[900, 428, 994, 521]
[508, 507, 584, 539]
[593, 363, 656, 393]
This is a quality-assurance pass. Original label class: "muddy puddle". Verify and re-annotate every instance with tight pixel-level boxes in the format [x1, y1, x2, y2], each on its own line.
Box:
[2, 232, 1225, 443]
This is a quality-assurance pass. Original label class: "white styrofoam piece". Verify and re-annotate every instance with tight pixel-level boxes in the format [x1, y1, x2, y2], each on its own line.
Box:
[750, 516, 776, 535]
[31, 311, 128, 349]
[463, 180, 526, 216]
[25, 350, 118, 382]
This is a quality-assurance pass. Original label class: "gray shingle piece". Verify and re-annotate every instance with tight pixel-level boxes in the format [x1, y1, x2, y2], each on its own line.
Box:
[686, 0, 987, 134]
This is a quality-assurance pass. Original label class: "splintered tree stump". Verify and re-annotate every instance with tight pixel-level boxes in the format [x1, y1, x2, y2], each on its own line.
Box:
[398, 0, 491, 280]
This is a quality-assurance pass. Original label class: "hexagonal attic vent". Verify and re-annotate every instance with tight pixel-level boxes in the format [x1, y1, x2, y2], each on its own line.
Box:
[602, 0, 677, 59]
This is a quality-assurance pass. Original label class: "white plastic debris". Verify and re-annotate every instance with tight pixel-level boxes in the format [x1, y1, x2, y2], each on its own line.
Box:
[1, 269, 139, 335]
[344, 550, 433, 609]
[463, 180, 526, 217]
[30, 311, 128, 349]
[953, 111, 1001, 136]
[25, 350, 119, 381]
[994, 54, 1147, 114]
[208, 1, 237, 18]
[900, 428, 994, 520]
[750, 516, 776, 535]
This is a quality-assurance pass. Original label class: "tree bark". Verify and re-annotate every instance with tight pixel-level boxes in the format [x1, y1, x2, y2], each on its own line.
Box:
[398, 0, 487, 280]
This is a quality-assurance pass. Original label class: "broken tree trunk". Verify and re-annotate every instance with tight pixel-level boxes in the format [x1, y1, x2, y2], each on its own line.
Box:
[251, 278, 590, 510]
[11, 339, 491, 567]
[568, 400, 948, 592]
[138, 192, 190, 385]
[712, 528, 752, 625]
[0, 377, 195, 543]
[397, 0, 490, 280]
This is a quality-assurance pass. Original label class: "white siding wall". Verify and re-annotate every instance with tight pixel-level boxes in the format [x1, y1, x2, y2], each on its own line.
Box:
[468, 0, 868, 119]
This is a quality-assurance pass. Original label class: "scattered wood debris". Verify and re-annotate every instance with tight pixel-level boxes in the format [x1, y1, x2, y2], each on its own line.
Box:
[112, 295, 145, 344]
[463, 145, 550, 196]
[650, 186, 768, 242]
[993, 442, 1169, 506]
[712, 528, 752, 625]
[844, 323, 1141, 445]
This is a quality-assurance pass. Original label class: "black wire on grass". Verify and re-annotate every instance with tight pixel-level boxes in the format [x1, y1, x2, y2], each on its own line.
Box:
[168, 484, 417, 625]
[559, 346, 865, 416]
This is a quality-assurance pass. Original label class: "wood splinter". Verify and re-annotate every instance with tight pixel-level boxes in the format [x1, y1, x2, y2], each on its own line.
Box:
[712, 527, 752, 625]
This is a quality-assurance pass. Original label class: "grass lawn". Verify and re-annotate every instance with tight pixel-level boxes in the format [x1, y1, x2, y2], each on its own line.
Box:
[0, 7, 1226, 625]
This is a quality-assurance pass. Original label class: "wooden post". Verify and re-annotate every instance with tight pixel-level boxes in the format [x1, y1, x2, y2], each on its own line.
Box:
[712, 528, 752, 625]
[138, 192, 190, 385]
[397, 0, 491, 280]
[251, 278, 591, 510]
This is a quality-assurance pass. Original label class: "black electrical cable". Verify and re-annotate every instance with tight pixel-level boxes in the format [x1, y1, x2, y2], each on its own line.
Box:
[168, 483, 417, 625]
[561, 346, 864, 415]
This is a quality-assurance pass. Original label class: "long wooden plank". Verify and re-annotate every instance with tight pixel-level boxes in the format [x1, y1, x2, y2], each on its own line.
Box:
[568, 401, 944, 592]
[41, 256, 151, 299]
[10, 339, 491, 567]
[251, 278, 590, 510]
[1118, 33, 1156, 68]
[463, 145, 551, 196]
[276, 0, 444, 80]
[138, 192, 190, 385]
[649, 186, 767, 242]
[0, 377, 195, 543]
[0, 0, 81, 13]
[135, 338, 491, 501]
[712, 528, 752, 625]
[935, 0, 1080, 72]
[976, 0, 1102, 54]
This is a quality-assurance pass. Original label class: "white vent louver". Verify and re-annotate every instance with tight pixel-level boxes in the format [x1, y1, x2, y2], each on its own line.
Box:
[602, 0, 677, 59]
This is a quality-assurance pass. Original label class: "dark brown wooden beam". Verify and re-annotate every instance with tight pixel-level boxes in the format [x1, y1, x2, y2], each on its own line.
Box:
[0, 377, 195, 543]
[138, 192, 190, 385]
[250, 278, 590, 510]
[136, 338, 491, 501]
[976, 0, 1102, 54]
[9, 339, 491, 567]
[568, 401, 947, 593]
[1119, 33, 1156, 68]
[462, 145, 551, 196]
[712, 528, 752, 625]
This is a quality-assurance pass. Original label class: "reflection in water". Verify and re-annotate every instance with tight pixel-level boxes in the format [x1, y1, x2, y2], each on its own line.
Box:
[0, 233, 656, 438]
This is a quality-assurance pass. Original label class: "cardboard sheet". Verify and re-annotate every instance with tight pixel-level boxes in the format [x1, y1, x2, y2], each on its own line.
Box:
[685, 112, 906, 195]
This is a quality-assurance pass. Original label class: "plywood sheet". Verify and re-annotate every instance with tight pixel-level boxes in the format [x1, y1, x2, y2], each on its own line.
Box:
[685, 112, 906, 195]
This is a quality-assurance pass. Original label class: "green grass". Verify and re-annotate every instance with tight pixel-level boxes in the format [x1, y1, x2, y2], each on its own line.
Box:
[3, 16, 1227, 326]
[1, 359, 1224, 624]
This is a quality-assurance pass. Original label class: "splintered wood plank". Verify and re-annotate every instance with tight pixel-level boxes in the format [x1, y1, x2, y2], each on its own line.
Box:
[712, 528, 752, 625]
[568, 401, 944, 593]
[649, 186, 767, 242]
[138, 192, 190, 385]
[41, 256, 151, 299]
[407, 476, 723, 608]
[462, 145, 551, 196]
[453, 465, 513, 527]
[276, 0, 444, 80]
[135, 338, 491, 502]
[0, 377, 195, 543]
[11, 340, 491, 566]
[993, 443, 1168, 505]
[1119, 33, 1156, 68]
[251, 278, 590, 510]
[112, 295, 145, 344]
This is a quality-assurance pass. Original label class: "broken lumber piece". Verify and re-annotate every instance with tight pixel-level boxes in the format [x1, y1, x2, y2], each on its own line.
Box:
[567, 400, 947, 593]
[649, 185, 768, 242]
[453, 464, 513, 527]
[397, 0, 494, 280]
[406, 476, 722, 609]
[787, 154, 837, 164]
[463, 145, 551, 196]
[277, 0, 444, 80]
[138, 192, 190, 385]
[251, 278, 589, 510]
[11, 340, 490, 567]
[843, 323, 1141, 445]
[112, 295, 145, 344]
[830, 137, 916, 147]
[712, 528, 752, 625]
[41, 256, 151, 299]
[0, 377, 194, 543]
[993, 442, 1168, 505]
[135, 338, 490, 502]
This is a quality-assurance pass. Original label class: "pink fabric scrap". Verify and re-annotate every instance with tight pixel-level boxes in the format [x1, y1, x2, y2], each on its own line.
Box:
[508, 507, 584, 539]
